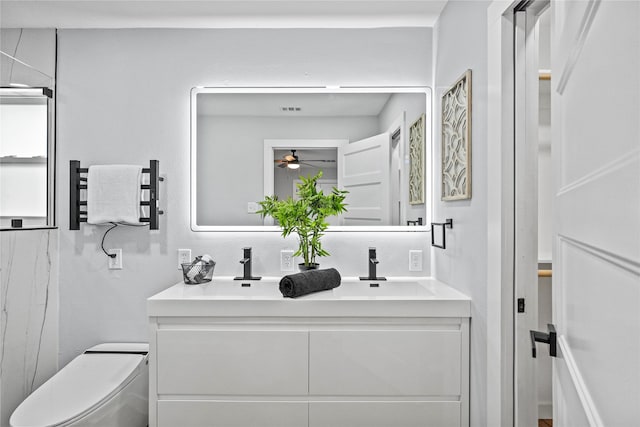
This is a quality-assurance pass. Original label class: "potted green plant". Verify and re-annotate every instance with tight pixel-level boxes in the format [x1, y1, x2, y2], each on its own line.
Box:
[257, 171, 348, 270]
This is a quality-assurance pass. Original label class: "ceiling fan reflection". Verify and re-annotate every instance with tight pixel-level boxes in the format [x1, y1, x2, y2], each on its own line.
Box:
[274, 150, 336, 170]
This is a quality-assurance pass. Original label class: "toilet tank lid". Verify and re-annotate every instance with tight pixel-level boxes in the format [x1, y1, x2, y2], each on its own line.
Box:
[10, 344, 147, 427]
[86, 342, 149, 353]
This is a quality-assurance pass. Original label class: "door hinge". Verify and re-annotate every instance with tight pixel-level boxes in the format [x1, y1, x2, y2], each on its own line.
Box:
[517, 298, 525, 313]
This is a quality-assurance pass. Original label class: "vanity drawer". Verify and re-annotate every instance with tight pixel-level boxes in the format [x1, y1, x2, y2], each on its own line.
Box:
[309, 401, 461, 427]
[157, 329, 308, 395]
[158, 401, 308, 427]
[309, 329, 461, 395]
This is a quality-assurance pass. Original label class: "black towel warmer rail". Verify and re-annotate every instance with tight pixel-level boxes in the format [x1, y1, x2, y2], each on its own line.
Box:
[69, 160, 163, 230]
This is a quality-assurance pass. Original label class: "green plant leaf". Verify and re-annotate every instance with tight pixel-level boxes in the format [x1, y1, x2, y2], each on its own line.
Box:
[257, 170, 348, 264]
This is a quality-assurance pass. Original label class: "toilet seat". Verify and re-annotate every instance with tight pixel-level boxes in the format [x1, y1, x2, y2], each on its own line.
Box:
[10, 343, 148, 427]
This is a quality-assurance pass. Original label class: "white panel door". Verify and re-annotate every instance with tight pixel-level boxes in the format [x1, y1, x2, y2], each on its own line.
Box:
[551, 2, 640, 426]
[338, 133, 391, 225]
[513, 7, 540, 427]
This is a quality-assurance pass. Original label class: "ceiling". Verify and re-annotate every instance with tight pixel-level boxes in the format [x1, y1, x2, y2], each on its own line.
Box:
[198, 92, 393, 117]
[0, 0, 448, 29]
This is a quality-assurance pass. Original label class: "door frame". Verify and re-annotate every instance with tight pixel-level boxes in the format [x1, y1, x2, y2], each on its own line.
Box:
[486, 0, 548, 425]
[486, 2, 517, 425]
[386, 113, 407, 225]
[513, 2, 550, 427]
[263, 139, 347, 226]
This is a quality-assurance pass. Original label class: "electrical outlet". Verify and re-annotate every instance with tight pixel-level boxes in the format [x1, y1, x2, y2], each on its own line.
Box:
[108, 249, 123, 270]
[178, 249, 192, 269]
[280, 250, 295, 272]
[409, 250, 422, 272]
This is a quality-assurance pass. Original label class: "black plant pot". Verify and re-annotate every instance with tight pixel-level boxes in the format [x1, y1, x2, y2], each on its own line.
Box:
[298, 263, 320, 271]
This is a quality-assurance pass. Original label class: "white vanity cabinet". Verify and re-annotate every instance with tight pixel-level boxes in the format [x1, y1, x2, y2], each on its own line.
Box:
[148, 278, 471, 427]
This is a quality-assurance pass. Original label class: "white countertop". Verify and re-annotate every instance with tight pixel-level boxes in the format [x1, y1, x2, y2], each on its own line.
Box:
[147, 276, 471, 318]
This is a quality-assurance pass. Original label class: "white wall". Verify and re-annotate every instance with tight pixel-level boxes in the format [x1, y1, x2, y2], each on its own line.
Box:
[378, 93, 428, 224]
[378, 92, 425, 134]
[536, 14, 552, 414]
[433, 2, 491, 426]
[537, 12, 552, 262]
[56, 28, 433, 365]
[197, 114, 376, 225]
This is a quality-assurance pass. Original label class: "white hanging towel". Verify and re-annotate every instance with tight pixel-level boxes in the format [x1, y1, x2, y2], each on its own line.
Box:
[87, 165, 142, 225]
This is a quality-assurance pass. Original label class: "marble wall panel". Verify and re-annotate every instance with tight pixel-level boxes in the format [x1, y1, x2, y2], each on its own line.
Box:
[0, 229, 58, 427]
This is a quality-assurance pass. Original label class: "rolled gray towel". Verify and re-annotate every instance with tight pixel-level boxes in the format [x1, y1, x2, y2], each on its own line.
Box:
[279, 268, 341, 298]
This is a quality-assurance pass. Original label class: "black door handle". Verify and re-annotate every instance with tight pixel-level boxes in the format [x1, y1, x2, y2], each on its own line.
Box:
[530, 323, 557, 358]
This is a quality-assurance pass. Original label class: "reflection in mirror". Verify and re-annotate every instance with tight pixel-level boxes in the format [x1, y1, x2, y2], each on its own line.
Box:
[264, 140, 344, 227]
[0, 87, 52, 228]
[191, 88, 430, 231]
[274, 148, 337, 201]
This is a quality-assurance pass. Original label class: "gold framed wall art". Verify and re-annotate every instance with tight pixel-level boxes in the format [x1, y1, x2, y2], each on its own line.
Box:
[409, 113, 426, 205]
[441, 69, 472, 201]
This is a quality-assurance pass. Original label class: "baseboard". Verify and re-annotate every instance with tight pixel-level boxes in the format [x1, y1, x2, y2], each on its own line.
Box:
[538, 402, 552, 419]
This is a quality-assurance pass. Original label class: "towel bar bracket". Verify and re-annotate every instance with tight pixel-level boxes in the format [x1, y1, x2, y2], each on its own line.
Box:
[430, 218, 453, 249]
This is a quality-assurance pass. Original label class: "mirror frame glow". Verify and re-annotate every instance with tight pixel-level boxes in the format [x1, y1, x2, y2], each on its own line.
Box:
[190, 86, 432, 232]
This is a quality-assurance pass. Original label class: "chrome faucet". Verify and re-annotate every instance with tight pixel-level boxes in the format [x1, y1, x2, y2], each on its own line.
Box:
[234, 247, 262, 280]
[359, 247, 386, 281]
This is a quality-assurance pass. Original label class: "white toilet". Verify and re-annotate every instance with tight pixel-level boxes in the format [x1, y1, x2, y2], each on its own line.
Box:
[10, 343, 149, 427]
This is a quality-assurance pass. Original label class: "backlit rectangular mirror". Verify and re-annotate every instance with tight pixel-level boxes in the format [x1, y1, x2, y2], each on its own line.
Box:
[191, 87, 431, 232]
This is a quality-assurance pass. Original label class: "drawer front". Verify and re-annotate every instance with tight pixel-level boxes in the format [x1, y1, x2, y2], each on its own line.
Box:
[309, 329, 461, 395]
[158, 401, 308, 427]
[157, 329, 308, 395]
[309, 401, 461, 427]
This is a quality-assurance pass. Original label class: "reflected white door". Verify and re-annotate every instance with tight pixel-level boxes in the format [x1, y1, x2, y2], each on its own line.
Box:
[551, 1, 640, 426]
[338, 133, 391, 225]
[293, 179, 340, 226]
